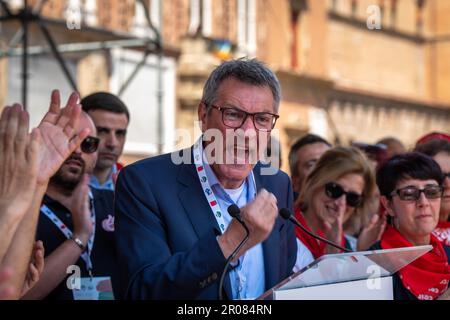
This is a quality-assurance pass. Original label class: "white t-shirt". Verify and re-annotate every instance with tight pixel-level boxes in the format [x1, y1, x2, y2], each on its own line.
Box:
[224, 183, 246, 205]
[293, 239, 314, 273]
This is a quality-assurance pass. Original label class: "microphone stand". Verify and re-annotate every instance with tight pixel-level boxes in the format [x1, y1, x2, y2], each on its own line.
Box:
[218, 205, 249, 300]
[279, 208, 351, 253]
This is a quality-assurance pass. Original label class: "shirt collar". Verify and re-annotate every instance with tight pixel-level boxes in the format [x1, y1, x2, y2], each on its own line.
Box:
[89, 164, 117, 189]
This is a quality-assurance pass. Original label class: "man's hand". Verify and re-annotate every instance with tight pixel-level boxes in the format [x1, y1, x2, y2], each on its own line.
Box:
[36, 90, 90, 186]
[69, 174, 94, 245]
[218, 189, 278, 260]
[20, 241, 45, 297]
[0, 104, 40, 228]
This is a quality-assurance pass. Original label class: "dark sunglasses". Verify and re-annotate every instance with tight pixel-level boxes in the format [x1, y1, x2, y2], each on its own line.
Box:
[324, 182, 363, 208]
[391, 185, 443, 201]
[80, 136, 100, 154]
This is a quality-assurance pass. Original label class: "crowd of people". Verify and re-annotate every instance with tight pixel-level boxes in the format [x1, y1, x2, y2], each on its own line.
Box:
[0, 58, 449, 300]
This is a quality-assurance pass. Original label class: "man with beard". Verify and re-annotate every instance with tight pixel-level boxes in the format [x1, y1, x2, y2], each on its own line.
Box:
[23, 112, 119, 300]
[81, 92, 129, 191]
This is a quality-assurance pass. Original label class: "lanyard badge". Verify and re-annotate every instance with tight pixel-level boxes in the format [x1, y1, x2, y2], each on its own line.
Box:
[41, 192, 96, 276]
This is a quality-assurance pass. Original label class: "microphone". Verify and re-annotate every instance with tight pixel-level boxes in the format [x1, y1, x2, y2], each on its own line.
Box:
[279, 208, 351, 253]
[228, 203, 244, 224]
[218, 204, 250, 300]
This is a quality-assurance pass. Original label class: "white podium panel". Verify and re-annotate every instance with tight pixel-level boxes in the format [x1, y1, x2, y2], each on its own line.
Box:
[259, 245, 431, 300]
[274, 277, 393, 300]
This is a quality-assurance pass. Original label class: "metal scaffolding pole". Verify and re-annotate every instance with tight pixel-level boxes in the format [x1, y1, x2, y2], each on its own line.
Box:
[0, 0, 78, 108]
[1, 0, 163, 152]
[0, 38, 158, 57]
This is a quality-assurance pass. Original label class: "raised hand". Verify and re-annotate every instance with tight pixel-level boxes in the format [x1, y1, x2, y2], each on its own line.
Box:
[357, 213, 387, 251]
[69, 174, 94, 245]
[239, 189, 278, 247]
[20, 240, 45, 297]
[0, 105, 40, 232]
[36, 90, 90, 185]
[323, 209, 345, 254]
[219, 189, 278, 260]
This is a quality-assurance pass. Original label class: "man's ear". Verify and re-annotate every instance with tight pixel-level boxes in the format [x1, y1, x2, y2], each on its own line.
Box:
[380, 195, 395, 218]
[198, 101, 207, 133]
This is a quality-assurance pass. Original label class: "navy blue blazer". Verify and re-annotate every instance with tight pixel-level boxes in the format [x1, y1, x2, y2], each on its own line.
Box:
[114, 148, 297, 300]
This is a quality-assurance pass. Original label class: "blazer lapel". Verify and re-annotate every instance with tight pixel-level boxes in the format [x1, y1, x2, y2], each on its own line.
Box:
[253, 164, 281, 290]
[177, 161, 220, 238]
[177, 149, 233, 299]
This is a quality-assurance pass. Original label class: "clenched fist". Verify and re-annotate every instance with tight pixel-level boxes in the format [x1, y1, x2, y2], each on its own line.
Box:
[218, 189, 278, 261]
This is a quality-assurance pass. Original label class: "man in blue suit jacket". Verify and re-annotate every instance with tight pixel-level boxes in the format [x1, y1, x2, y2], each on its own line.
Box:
[115, 59, 297, 299]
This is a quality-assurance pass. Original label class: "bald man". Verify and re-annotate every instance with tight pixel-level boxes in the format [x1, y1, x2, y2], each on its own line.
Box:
[23, 112, 119, 300]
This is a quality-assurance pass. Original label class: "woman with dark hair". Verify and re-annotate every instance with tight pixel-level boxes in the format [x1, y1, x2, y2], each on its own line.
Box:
[373, 152, 450, 300]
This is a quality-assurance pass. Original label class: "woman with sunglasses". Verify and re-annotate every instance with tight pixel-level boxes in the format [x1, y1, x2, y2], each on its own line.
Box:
[372, 152, 450, 300]
[293, 147, 376, 268]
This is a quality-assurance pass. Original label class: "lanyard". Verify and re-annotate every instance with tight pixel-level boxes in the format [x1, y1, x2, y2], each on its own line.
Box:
[194, 137, 259, 299]
[193, 137, 257, 231]
[40, 192, 96, 276]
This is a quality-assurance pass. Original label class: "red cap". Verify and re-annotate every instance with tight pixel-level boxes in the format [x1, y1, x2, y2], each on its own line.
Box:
[416, 132, 450, 146]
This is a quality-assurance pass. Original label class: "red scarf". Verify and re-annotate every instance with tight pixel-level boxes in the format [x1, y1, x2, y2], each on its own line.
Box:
[294, 207, 346, 259]
[433, 221, 450, 247]
[380, 225, 450, 300]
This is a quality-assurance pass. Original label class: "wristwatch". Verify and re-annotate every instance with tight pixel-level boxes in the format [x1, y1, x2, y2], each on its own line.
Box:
[71, 236, 86, 252]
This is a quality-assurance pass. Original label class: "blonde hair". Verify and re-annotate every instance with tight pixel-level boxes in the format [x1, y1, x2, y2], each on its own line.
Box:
[296, 147, 377, 234]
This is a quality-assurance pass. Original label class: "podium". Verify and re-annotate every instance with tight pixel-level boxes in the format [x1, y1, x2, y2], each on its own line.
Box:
[259, 245, 432, 300]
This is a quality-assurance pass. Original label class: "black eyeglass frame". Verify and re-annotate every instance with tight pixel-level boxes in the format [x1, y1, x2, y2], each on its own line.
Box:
[390, 185, 444, 201]
[207, 103, 279, 131]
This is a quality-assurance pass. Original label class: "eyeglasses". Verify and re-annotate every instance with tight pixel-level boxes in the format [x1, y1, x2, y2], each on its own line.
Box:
[208, 104, 279, 131]
[80, 136, 100, 154]
[391, 185, 443, 201]
[324, 182, 363, 207]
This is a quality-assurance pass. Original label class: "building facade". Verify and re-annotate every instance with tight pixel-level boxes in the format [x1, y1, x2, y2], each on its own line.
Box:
[1, 0, 449, 172]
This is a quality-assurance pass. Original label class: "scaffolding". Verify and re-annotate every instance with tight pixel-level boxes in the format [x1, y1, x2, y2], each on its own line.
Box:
[0, 0, 167, 154]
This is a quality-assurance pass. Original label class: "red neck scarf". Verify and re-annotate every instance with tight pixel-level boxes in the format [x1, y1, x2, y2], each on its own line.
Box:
[380, 225, 450, 300]
[294, 207, 345, 259]
[433, 221, 450, 247]
[437, 221, 450, 229]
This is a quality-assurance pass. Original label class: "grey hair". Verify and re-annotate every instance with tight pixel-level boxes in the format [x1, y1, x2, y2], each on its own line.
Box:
[201, 58, 281, 113]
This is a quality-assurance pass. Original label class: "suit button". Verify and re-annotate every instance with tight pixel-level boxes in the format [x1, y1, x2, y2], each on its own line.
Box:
[207, 273, 218, 283]
[199, 280, 207, 288]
